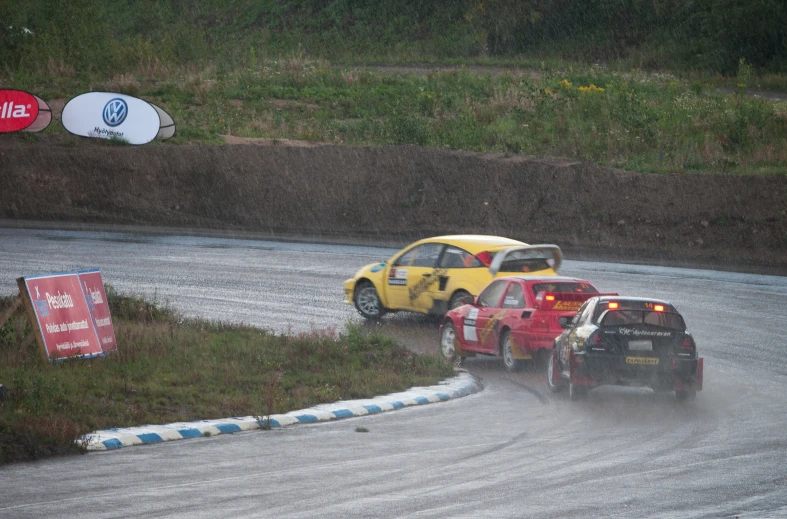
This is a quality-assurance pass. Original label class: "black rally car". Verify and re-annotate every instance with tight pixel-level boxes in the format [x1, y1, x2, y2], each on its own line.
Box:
[547, 296, 704, 401]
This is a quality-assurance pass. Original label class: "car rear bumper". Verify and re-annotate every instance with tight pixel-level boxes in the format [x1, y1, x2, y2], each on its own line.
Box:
[571, 353, 703, 391]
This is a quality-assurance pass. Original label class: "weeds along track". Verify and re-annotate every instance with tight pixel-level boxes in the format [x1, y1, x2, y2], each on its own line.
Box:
[1, 137, 785, 274]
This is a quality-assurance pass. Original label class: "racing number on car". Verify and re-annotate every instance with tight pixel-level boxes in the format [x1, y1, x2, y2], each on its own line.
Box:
[464, 308, 479, 342]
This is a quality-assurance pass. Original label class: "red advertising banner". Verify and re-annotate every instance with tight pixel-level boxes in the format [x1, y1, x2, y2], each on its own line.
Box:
[22, 272, 104, 361]
[78, 269, 117, 353]
[0, 89, 39, 132]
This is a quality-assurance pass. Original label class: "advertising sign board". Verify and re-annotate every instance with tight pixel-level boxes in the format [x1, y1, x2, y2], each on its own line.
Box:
[0, 89, 39, 132]
[78, 269, 117, 353]
[62, 92, 161, 145]
[151, 103, 176, 140]
[22, 95, 53, 133]
[20, 272, 104, 361]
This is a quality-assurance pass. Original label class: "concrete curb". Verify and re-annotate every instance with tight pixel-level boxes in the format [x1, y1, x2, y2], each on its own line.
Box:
[79, 371, 482, 451]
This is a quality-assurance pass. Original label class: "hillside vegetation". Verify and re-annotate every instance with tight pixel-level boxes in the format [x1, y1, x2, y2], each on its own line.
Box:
[1, 2, 786, 175]
[2, 0, 786, 76]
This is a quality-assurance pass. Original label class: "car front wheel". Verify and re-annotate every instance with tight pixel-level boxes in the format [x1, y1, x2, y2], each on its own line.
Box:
[440, 321, 460, 363]
[354, 281, 385, 320]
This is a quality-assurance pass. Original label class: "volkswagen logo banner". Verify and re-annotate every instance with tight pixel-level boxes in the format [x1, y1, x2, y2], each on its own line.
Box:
[102, 98, 128, 127]
[62, 92, 161, 145]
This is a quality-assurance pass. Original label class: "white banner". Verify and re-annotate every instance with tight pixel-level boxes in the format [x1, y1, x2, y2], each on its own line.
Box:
[62, 92, 160, 145]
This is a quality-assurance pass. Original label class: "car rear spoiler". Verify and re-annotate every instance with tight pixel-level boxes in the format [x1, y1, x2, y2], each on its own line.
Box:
[489, 244, 563, 276]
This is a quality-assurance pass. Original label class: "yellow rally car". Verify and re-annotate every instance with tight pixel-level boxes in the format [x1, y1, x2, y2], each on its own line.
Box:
[344, 235, 563, 319]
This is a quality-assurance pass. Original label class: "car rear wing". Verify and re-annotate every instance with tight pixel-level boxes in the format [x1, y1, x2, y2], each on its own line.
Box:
[489, 244, 563, 276]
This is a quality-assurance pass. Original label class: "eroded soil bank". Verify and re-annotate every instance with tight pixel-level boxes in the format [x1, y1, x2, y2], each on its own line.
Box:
[1, 135, 786, 274]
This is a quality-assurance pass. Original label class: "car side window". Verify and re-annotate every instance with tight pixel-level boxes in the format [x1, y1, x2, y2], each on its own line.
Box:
[501, 282, 525, 309]
[394, 247, 416, 267]
[409, 243, 444, 267]
[478, 280, 508, 308]
[438, 246, 477, 269]
[577, 300, 595, 325]
[572, 300, 591, 326]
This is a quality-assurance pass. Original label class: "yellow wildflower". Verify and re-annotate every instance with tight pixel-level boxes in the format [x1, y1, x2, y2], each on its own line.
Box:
[559, 79, 571, 89]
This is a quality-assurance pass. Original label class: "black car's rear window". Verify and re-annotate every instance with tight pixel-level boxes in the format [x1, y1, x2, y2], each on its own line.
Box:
[598, 309, 686, 330]
[530, 282, 598, 296]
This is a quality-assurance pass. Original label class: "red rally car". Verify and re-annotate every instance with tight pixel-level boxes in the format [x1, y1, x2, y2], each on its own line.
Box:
[439, 276, 608, 371]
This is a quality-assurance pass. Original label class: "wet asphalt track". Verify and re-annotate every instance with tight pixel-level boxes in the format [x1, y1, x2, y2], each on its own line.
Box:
[1, 228, 787, 519]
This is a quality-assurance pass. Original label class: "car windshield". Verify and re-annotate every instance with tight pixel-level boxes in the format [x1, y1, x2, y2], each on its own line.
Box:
[597, 309, 686, 330]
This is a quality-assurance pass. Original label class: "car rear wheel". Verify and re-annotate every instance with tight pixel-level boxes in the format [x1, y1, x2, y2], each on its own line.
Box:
[354, 281, 384, 320]
[449, 290, 471, 310]
[501, 330, 522, 372]
[440, 321, 460, 363]
[676, 389, 697, 402]
[547, 350, 565, 392]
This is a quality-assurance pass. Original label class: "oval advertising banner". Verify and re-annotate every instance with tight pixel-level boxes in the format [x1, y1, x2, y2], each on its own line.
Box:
[22, 95, 53, 133]
[62, 92, 160, 145]
[0, 89, 39, 132]
[151, 103, 176, 140]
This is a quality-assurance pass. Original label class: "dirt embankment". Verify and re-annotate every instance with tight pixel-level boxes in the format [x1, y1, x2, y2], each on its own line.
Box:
[1, 135, 786, 275]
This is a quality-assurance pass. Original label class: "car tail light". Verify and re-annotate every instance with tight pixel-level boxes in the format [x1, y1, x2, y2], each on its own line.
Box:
[654, 304, 664, 312]
[608, 302, 618, 309]
[476, 251, 493, 268]
[680, 336, 695, 352]
[545, 294, 555, 301]
[589, 332, 603, 346]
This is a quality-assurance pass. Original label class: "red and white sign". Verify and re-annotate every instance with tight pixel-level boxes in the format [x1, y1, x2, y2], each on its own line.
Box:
[78, 269, 117, 353]
[23, 272, 104, 361]
[0, 89, 39, 132]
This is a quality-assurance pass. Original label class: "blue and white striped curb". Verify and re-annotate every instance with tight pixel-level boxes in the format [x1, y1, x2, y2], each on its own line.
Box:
[79, 371, 481, 451]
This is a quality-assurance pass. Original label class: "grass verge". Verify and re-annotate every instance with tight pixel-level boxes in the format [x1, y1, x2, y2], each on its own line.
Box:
[0, 288, 454, 465]
[7, 58, 787, 175]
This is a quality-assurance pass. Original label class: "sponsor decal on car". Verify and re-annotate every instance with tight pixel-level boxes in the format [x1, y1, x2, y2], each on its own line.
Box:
[464, 308, 479, 341]
[408, 267, 448, 303]
[553, 300, 582, 311]
[370, 263, 386, 273]
[388, 268, 408, 286]
[479, 309, 507, 344]
[619, 328, 672, 337]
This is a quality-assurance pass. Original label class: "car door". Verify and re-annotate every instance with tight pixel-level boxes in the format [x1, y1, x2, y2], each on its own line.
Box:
[462, 280, 508, 353]
[385, 242, 445, 311]
[500, 281, 532, 354]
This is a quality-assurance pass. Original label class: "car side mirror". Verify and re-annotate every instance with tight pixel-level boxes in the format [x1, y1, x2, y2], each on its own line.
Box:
[460, 294, 475, 306]
[557, 316, 573, 329]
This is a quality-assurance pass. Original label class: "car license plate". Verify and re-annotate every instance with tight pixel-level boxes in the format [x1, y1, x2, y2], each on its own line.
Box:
[628, 340, 652, 352]
[626, 356, 659, 365]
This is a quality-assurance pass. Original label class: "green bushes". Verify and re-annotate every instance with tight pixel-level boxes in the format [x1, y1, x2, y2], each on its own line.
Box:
[2, 1, 786, 77]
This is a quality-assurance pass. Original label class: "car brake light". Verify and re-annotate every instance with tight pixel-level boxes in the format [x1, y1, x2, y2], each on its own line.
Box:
[654, 304, 664, 312]
[681, 337, 695, 350]
[476, 251, 493, 268]
[608, 302, 618, 309]
[545, 294, 555, 301]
